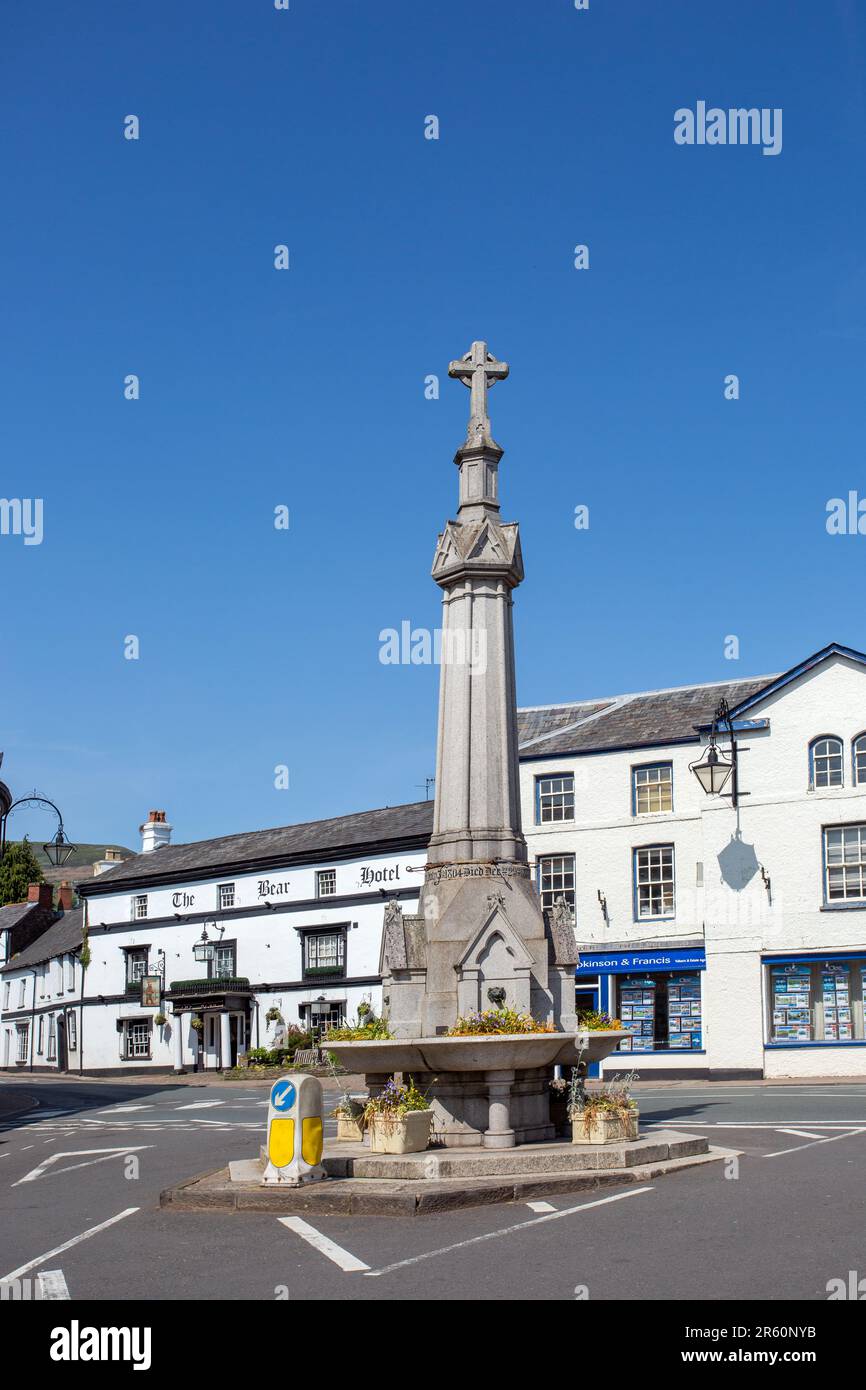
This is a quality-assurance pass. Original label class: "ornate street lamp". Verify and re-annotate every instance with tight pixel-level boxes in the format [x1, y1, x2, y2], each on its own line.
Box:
[0, 792, 76, 866]
[193, 922, 217, 964]
[690, 698, 738, 807]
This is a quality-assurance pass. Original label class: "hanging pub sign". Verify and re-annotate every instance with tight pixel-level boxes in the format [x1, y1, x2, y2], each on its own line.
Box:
[141, 975, 161, 1009]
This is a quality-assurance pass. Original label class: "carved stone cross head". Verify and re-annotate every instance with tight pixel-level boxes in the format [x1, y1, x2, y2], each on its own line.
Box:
[448, 340, 509, 444]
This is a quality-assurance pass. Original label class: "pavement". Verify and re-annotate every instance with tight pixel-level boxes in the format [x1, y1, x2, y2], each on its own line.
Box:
[1, 1073, 866, 1300]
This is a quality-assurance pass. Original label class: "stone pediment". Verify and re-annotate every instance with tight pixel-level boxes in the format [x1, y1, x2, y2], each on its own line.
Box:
[456, 897, 536, 974]
[432, 520, 523, 583]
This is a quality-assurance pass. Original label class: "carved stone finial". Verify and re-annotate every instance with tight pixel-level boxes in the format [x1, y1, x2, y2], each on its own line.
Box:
[448, 340, 509, 448]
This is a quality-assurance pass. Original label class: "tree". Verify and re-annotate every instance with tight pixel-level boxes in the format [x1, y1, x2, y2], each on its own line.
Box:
[0, 837, 45, 906]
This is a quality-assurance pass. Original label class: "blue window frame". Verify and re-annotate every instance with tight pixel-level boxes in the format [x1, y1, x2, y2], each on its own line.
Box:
[535, 773, 574, 824]
[632, 762, 673, 815]
[809, 735, 843, 789]
[633, 844, 675, 920]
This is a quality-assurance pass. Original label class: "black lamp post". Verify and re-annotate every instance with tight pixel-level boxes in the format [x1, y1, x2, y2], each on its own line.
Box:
[0, 793, 76, 866]
[690, 699, 738, 807]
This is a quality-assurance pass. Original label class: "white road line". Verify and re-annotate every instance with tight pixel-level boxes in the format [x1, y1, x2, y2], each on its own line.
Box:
[13, 1146, 153, 1187]
[0, 1208, 139, 1282]
[174, 1101, 225, 1110]
[526, 1200, 556, 1213]
[37, 1269, 70, 1300]
[365, 1186, 655, 1278]
[98, 1105, 153, 1114]
[775, 1128, 825, 1140]
[647, 1121, 866, 1130]
[278, 1217, 371, 1272]
[764, 1129, 866, 1158]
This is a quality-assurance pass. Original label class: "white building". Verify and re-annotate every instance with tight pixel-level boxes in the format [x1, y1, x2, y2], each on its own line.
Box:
[518, 642, 866, 1080]
[4, 641, 866, 1080]
[2, 805, 431, 1074]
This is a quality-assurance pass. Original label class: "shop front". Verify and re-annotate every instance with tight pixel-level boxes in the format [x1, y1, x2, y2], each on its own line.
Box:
[763, 951, 866, 1079]
[576, 944, 707, 1075]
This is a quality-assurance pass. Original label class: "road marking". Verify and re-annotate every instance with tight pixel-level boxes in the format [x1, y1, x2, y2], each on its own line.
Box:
[647, 1121, 866, 1130]
[174, 1101, 225, 1110]
[365, 1186, 654, 1278]
[764, 1129, 866, 1159]
[526, 1200, 556, 1213]
[37, 1269, 70, 1300]
[0, 1208, 139, 1283]
[98, 1105, 153, 1114]
[12, 1146, 153, 1186]
[775, 1128, 825, 1140]
[278, 1217, 371, 1272]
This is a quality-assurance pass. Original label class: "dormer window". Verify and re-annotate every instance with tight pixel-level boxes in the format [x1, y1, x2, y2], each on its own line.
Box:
[810, 737, 843, 789]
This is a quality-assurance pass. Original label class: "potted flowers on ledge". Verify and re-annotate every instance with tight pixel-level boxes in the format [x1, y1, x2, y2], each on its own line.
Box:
[363, 1078, 433, 1155]
[569, 1069, 639, 1146]
[331, 1090, 367, 1141]
[446, 1007, 554, 1035]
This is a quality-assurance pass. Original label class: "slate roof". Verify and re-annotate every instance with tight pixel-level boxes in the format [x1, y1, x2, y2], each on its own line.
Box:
[516, 674, 777, 758]
[0, 901, 44, 933]
[0, 909, 84, 973]
[77, 653, 856, 895]
[80, 801, 437, 894]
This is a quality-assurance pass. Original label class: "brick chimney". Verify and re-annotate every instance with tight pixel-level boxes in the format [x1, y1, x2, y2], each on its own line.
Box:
[140, 810, 172, 854]
[57, 881, 74, 911]
[26, 883, 54, 910]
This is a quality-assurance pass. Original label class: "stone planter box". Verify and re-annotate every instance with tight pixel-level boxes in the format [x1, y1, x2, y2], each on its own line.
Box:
[335, 1113, 365, 1142]
[369, 1109, 433, 1155]
[571, 1110, 639, 1146]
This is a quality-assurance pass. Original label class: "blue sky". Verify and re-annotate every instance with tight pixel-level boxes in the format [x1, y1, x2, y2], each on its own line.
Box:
[2, 0, 865, 850]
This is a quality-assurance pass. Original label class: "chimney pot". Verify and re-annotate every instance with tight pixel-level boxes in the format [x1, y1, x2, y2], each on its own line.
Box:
[140, 810, 172, 854]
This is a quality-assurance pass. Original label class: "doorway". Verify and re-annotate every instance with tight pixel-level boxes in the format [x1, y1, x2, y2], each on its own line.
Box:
[229, 1013, 246, 1066]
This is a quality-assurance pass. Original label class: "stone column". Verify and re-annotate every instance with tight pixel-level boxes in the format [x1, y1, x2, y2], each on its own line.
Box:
[220, 1011, 232, 1070]
[173, 1011, 185, 1073]
[483, 1069, 516, 1149]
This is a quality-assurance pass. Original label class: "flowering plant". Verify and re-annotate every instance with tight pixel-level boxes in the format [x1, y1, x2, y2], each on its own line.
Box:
[576, 1009, 622, 1031]
[570, 1069, 639, 1129]
[446, 1007, 554, 1036]
[325, 1014, 393, 1041]
[363, 1077, 430, 1132]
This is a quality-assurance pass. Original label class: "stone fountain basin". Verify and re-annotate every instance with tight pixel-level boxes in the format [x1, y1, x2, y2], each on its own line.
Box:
[326, 1031, 627, 1074]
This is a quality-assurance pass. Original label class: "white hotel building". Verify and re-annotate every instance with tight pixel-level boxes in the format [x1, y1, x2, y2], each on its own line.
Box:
[3, 642, 866, 1081]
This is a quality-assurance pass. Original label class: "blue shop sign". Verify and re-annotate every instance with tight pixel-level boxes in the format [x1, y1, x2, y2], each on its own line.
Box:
[576, 947, 706, 975]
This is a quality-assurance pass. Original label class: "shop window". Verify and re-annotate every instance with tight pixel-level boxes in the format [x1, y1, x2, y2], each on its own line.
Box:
[632, 763, 673, 815]
[810, 736, 843, 789]
[633, 845, 675, 919]
[303, 930, 346, 977]
[537, 854, 576, 910]
[824, 825, 866, 903]
[616, 972, 703, 1052]
[767, 960, 866, 1044]
[536, 774, 575, 824]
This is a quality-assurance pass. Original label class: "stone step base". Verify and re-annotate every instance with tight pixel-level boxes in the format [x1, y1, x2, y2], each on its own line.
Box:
[161, 1133, 736, 1217]
[320, 1129, 707, 1180]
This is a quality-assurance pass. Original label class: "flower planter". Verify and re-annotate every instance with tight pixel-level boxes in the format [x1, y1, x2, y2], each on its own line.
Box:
[571, 1110, 639, 1146]
[335, 1113, 365, 1142]
[369, 1109, 433, 1155]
